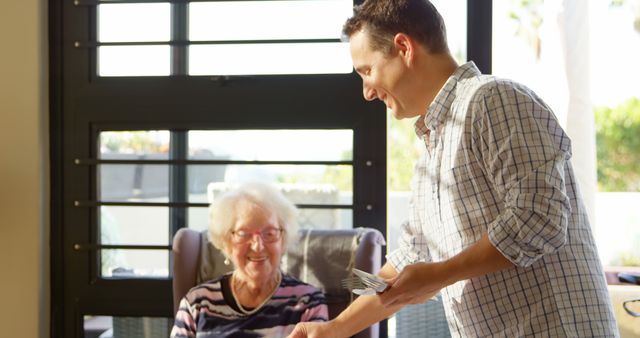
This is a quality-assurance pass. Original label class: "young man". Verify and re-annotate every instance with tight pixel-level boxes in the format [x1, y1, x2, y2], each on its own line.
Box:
[288, 0, 619, 337]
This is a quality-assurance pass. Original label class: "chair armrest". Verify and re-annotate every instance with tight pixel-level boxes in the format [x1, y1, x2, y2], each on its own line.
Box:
[355, 228, 386, 274]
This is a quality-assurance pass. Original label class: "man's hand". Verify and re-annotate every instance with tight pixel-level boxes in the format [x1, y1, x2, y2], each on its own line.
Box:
[380, 233, 514, 308]
[380, 262, 448, 307]
[287, 321, 333, 338]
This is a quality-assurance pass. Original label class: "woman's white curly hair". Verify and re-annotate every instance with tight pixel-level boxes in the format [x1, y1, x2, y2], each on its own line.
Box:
[208, 181, 299, 256]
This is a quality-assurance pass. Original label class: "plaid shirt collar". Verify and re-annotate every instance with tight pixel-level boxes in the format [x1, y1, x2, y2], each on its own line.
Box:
[415, 61, 481, 138]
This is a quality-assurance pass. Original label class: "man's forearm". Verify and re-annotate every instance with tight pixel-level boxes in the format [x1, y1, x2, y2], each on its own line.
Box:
[328, 233, 513, 337]
[441, 233, 513, 286]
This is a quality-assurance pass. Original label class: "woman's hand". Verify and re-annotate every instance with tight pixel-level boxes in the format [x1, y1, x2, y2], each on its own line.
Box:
[379, 262, 449, 307]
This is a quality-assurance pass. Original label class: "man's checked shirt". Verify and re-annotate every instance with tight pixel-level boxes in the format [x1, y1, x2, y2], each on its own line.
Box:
[387, 62, 618, 337]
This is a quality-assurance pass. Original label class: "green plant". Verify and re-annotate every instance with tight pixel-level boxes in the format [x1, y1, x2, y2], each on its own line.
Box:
[319, 150, 353, 192]
[610, 0, 640, 34]
[507, 0, 544, 60]
[316, 115, 423, 193]
[595, 97, 640, 192]
[387, 115, 422, 191]
[100, 131, 167, 154]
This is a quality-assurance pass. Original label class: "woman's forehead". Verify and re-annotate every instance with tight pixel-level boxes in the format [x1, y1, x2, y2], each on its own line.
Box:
[233, 200, 278, 227]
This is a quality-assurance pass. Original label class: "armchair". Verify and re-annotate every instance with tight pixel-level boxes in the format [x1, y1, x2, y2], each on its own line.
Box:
[172, 227, 386, 338]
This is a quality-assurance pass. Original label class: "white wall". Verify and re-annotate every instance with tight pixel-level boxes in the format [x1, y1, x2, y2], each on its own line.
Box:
[0, 0, 48, 337]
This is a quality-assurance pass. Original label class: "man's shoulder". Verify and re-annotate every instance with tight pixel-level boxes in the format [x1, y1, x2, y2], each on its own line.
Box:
[459, 74, 522, 99]
[457, 75, 544, 117]
[452, 75, 539, 126]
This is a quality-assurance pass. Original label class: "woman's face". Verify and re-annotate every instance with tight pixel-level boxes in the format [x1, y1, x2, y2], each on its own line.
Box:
[228, 200, 284, 284]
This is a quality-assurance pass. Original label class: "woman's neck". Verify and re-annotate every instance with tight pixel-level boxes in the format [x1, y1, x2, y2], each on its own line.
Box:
[231, 271, 281, 309]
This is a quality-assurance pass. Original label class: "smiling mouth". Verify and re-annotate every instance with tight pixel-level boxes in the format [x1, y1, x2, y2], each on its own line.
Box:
[248, 257, 267, 262]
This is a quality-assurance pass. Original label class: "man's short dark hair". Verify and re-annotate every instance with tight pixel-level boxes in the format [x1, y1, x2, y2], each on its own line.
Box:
[342, 0, 448, 55]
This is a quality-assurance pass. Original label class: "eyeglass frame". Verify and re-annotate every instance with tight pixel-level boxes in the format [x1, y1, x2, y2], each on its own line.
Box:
[230, 227, 284, 244]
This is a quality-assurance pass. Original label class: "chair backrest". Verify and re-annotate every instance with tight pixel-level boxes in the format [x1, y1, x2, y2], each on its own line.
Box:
[172, 227, 386, 338]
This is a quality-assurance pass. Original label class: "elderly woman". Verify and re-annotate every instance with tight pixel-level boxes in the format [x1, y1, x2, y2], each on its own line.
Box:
[171, 182, 328, 337]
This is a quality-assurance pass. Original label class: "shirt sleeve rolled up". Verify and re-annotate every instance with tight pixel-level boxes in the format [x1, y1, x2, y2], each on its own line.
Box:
[471, 82, 572, 268]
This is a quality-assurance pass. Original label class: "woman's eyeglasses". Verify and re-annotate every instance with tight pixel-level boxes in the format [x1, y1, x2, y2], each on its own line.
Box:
[231, 227, 283, 244]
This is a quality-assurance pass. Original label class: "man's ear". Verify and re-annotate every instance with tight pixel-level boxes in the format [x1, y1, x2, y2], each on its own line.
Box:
[393, 33, 415, 65]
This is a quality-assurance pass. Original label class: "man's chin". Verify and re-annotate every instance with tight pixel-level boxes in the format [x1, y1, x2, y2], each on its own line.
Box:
[391, 109, 422, 120]
[388, 107, 403, 120]
[390, 110, 409, 120]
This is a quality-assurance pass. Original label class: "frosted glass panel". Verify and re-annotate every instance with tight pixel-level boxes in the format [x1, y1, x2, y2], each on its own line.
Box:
[100, 206, 169, 246]
[187, 164, 353, 201]
[98, 3, 170, 42]
[189, 129, 353, 161]
[98, 46, 171, 76]
[101, 250, 169, 278]
[99, 164, 169, 201]
[99, 131, 170, 159]
[189, 43, 351, 75]
[189, 0, 352, 41]
[188, 207, 353, 231]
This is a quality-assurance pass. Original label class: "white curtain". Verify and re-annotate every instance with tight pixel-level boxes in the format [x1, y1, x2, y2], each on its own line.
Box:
[492, 0, 597, 224]
[537, 0, 597, 225]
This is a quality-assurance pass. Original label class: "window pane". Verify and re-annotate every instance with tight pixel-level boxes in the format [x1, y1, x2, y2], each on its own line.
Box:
[98, 3, 170, 42]
[492, 0, 542, 85]
[297, 208, 352, 229]
[209, 180, 353, 228]
[100, 131, 170, 159]
[189, 43, 352, 75]
[83, 315, 171, 338]
[589, 1, 640, 107]
[98, 46, 171, 77]
[189, 165, 352, 202]
[188, 207, 352, 231]
[99, 131, 170, 199]
[99, 164, 169, 201]
[188, 130, 353, 161]
[431, 0, 467, 63]
[100, 206, 169, 278]
[189, 0, 352, 41]
[188, 129, 354, 228]
[591, 2, 640, 267]
[187, 207, 209, 232]
[187, 165, 227, 197]
[100, 207, 168, 246]
[101, 249, 168, 278]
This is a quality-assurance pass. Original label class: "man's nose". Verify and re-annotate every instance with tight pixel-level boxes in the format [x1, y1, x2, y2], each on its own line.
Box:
[363, 84, 377, 101]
